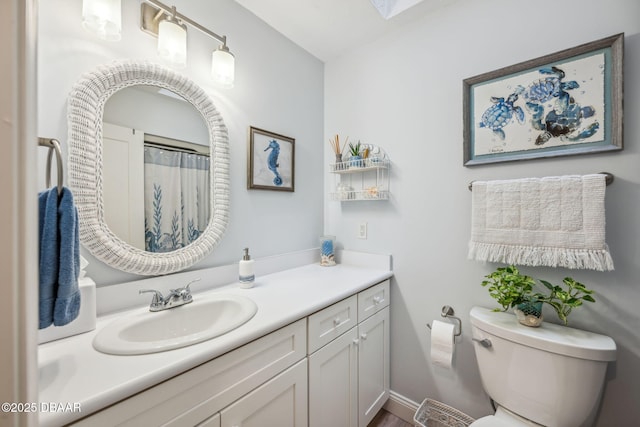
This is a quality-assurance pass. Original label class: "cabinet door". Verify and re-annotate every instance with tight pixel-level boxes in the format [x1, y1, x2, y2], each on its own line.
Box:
[358, 307, 390, 427]
[220, 359, 308, 427]
[309, 327, 358, 427]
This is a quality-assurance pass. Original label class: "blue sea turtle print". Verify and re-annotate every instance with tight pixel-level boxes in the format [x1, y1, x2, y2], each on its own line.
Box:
[527, 98, 599, 145]
[478, 86, 525, 140]
[523, 66, 579, 108]
[264, 140, 282, 186]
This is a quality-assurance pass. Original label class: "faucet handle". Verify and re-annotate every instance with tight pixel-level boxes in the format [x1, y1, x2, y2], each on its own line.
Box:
[183, 278, 201, 293]
[139, 289, 164, 305]
[179, 278, 200, 301]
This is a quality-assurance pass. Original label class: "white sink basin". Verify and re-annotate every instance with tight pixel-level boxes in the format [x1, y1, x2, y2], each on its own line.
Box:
[93, 294, 258, 355]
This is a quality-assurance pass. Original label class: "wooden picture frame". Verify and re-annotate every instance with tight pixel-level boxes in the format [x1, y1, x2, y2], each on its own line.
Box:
[463, 33, 623, 166]
[248, 126, 295, 191]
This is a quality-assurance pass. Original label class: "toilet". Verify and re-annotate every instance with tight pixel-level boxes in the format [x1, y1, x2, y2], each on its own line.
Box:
[469, 306, 616, 427]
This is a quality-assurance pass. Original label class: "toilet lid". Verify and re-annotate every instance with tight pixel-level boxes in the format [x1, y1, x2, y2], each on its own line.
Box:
[470, 415, 526, 427]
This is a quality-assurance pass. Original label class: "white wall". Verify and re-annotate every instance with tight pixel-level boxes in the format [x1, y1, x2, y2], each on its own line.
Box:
[325, 0, 640, 423]
[38, 0, 324, 285]
[104, 86, 209, 146]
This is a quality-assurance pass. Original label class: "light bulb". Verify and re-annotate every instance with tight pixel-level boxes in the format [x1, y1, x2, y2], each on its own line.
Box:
[82, 0, 121, 41]
[211, 45, 235, 88]
[157, 17, 187, 68]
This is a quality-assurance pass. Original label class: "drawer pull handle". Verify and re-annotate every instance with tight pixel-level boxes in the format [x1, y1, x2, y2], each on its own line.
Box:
[353, 339, 359, 346]
[373, 296, 382, 305]
[333, 317, 341, 326]
[360, 333, 368, 340]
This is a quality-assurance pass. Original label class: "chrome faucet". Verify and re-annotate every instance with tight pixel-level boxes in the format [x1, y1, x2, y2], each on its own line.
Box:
[139, 278, 200, 312]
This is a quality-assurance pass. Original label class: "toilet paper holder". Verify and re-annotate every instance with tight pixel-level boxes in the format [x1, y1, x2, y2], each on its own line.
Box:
[427, 305, 462, 337]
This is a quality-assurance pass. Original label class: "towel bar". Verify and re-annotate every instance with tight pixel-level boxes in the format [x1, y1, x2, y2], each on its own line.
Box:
[39, 137, 64, 195]
[468, 172, 614, 191]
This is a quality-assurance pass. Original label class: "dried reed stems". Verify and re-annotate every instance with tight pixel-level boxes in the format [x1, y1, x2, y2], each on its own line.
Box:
[329, 134, 349, 155]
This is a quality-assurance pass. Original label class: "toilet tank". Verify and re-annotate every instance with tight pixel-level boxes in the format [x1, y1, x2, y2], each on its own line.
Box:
[470, 307, 616, 427]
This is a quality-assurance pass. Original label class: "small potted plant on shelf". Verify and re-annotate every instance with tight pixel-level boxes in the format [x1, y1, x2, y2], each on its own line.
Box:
[348, 141, 363, 167]
[481, 265, 596, 327]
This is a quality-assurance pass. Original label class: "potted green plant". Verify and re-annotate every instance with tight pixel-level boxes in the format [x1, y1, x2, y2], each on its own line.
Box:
[481, 265, 596, 326]
[348, 141, 363, 167]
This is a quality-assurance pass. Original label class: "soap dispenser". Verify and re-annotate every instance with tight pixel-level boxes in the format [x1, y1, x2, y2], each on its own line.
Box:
[239, 248, 255, 288]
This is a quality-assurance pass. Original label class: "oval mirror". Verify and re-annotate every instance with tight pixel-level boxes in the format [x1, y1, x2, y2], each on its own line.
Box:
[68, 61, 230, 275]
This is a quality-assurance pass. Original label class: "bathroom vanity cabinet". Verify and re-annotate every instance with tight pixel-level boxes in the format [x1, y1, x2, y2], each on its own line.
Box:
[67, 279, 390, 427]
[70, 319, 308, 427]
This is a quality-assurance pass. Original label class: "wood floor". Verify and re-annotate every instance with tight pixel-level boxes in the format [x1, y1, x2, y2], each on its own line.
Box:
[368, 409, 414, 427]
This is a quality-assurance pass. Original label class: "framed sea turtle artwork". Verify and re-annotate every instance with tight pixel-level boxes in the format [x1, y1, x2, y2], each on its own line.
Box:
[248, 126, 295, 191]
[463, 33, 623, 166]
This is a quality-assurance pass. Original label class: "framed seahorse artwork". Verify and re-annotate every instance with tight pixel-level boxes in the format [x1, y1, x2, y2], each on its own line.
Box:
[463, 33, 623, 166]
[248, 126, 295, 191]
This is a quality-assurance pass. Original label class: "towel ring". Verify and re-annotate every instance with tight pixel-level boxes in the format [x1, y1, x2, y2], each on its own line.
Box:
[39, 137, 64, 196]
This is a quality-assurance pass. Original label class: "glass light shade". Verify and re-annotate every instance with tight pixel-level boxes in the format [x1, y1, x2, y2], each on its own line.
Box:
[157, 18, 187, 68]
[211, 47, 235, 88]
[82, 0, 121, 41]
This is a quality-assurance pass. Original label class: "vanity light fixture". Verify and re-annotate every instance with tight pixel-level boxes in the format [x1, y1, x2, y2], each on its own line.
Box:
[140, 0, 235, 87]
[82, 0, 122, 41]
[157, 7, 187, 68]
[211, 44, 235, 89]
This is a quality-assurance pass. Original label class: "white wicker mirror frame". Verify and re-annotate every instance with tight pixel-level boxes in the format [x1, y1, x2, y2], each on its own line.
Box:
[67, 61, 230, 275]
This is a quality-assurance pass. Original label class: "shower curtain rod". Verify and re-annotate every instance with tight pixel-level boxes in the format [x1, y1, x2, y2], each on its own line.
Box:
[144, 133, 210, 157]
[144, 141, 210, 157]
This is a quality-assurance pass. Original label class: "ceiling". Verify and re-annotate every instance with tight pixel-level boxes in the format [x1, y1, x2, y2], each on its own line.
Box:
[233, 0, 453, 62]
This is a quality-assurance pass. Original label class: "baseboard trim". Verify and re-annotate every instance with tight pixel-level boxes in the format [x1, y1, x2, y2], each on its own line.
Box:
[383, 390, 420, 424]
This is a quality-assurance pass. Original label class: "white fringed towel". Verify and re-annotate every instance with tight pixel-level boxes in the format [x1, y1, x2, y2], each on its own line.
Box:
[468, 174, 614, 271]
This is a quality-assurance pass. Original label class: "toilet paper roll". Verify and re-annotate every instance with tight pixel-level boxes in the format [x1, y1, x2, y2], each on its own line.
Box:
[430, 319, 455, 368]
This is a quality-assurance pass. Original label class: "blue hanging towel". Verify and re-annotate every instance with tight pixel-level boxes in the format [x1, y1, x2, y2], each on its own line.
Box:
[38, 188, 58, 328]
[38, 187, 81, 329]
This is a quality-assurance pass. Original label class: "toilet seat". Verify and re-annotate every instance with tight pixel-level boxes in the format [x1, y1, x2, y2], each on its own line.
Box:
[469, 407, 541, 427]
[470, 415, 524, 427]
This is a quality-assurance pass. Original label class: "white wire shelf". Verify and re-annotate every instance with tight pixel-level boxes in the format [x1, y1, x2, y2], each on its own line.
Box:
[329, 189, 390, 202]
[329, 145, 390, 202]
[329, 158, 390, 174]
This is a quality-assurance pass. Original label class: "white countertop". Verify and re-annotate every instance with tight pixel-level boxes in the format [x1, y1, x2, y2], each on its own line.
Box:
[38, 261, 392, 426]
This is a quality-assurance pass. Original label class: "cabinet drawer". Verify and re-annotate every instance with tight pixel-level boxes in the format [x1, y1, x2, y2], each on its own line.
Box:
[308, 295, 358, 354]
[71, 319, 307, 427]
[358, 280, 390, 322]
